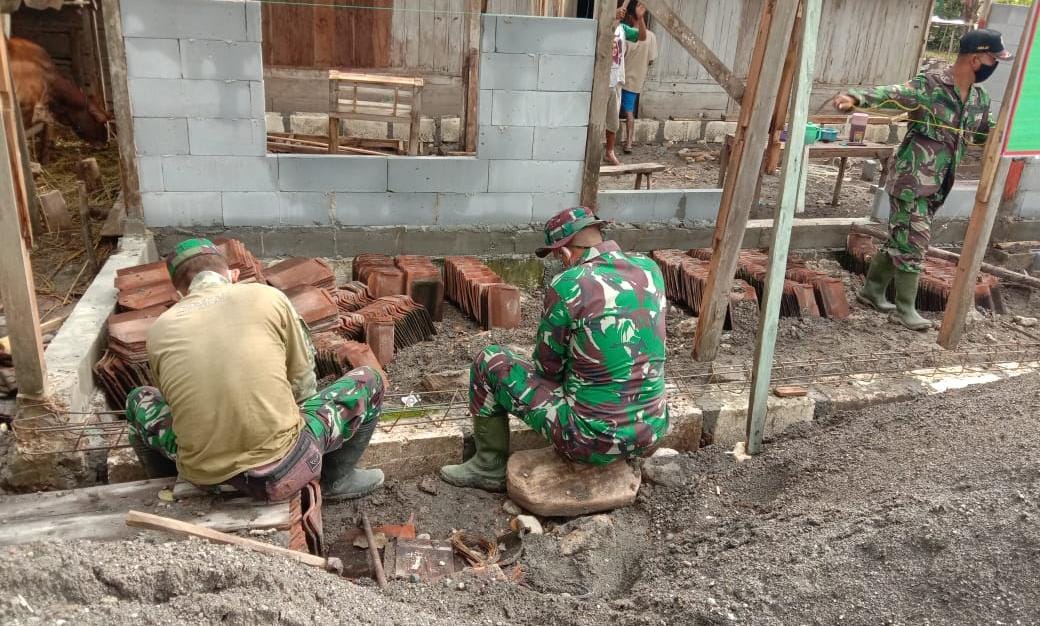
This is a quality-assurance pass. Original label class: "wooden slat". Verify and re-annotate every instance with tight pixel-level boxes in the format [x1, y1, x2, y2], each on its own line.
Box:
[579, 0, 620, 209]
[746, 0, 821, 455]
[640, 0, 745, 104]
[0, 30, 34, 247]
[102, 0, 142, 232]
[329, 70, 424, 86]
[938, 2, 1037, 348]
[313, 0, 336, 67]
[599, 163, 667, 176]
[462, 0, 481, 152]
[692, 0, 799, 362]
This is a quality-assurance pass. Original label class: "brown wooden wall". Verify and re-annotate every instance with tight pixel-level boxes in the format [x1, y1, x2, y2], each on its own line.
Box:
[262, 0, 394, 69]
[11, 4, 109, 103]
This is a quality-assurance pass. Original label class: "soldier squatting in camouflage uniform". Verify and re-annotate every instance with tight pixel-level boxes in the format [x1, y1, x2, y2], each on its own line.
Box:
[440, 207, 669, 492]
[835, 29, 1011, 330]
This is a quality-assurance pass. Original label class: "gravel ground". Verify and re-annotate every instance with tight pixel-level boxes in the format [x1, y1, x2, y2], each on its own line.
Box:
[3, 374, 1038, 625]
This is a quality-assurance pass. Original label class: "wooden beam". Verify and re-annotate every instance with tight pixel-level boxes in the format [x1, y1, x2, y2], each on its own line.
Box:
[462, 0, 482, 153]
[126, 510, 344, 574]
[101, 0, 144, 235]
[746, 0, 821, 455]
[938, 2, 1037, 349]
[692, 0, 799, 362]
[580, 0, 621, 209]
[0, 84, 47, 400]
[638, 0, 745, 104]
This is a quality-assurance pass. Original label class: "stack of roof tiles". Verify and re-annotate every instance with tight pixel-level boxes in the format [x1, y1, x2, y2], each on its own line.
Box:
[338, 295, 437, 351]
[265, 257, 336, 291]
[93, 306, 168, 408]
[843, 234, 1005, 312]
[443, 256, 521, 330]
[311, 332, 384, 380]
[354, 254, 405, 298]
[214, 238, 265, 283]
[115, 261, 178, 311]
[395, 255, 445, 322]
[284, 285, 341, 332]
[650, 250, 757, 330]
[332, 282, 376, 314]
[688, 248, 822, 319]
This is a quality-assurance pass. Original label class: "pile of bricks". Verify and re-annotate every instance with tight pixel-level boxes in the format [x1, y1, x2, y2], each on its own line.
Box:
[264, 257, 335, 291]
[443, 257, 521, 330]
[651, 250, 757, 329]
[843, 234, 1006, 312]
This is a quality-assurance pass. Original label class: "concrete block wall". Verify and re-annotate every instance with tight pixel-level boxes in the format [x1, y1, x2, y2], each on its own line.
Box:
[123, 1, 594, 228]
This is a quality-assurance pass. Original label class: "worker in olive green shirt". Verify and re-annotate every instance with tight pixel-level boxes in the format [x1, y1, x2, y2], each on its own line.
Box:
[126, 238, 386, 501]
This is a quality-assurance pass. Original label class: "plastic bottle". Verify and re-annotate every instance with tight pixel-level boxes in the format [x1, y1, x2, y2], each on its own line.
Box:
[849, 112, 869, 144]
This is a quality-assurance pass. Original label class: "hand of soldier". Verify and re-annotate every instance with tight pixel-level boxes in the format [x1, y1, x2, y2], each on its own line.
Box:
[833, 93, 857, 112]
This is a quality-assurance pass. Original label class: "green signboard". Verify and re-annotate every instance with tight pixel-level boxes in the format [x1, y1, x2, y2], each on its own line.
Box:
[1004, 3, 1040, 156]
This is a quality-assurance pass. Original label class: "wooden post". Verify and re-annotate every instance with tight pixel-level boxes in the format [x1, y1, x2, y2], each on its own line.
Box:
[462, 0, 482, 153]
[639, 0, 745, 104]
[0, 29, 35, 248]
[692, 0, 799, 362]
[745, 0, 820, 455]
[937, 2, 1036, 349]
[0, 97, 47, 400]
[77, 181, 98, 276]
[101, 0, 143, 235]
[763, 5, 803, 175]
[579, 0, 622, 209]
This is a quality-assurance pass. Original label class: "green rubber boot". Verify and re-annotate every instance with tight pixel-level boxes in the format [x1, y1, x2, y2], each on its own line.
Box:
[439, 414, 509, 492]
[889, 269, 932, 331]
[321, 418, 384, 501]
[129, 432, 178, 479]
[856, 250, 896, 313]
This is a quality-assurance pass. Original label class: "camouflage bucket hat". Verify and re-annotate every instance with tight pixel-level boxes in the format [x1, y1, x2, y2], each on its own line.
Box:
[535, 207, 609, 258]
[166, 238, 223, 277]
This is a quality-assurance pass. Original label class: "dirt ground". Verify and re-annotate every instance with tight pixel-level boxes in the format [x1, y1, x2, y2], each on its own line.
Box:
[3, 372, 1039, 625]
[383, 253, 1040, 397]
[598, 142, 985, 220]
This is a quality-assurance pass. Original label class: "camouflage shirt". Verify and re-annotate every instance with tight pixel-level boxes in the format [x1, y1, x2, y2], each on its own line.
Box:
[534, 241, 668, 451]
[849, 68, 992, 201]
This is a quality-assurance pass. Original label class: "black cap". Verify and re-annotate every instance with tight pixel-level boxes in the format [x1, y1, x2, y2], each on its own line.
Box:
[960, 28, 1013, 59]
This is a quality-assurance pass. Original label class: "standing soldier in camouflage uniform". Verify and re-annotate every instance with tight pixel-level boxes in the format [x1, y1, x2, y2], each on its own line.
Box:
[126, 238, 387, 501]
[834, 29, 1010, 330]
[440, 207, 669, 492]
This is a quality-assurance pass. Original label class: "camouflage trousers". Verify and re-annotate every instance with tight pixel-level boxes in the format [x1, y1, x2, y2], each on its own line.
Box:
[884, 177, 952, 273]
[470, 345, 657, 465]
[125, 366, 385, 462]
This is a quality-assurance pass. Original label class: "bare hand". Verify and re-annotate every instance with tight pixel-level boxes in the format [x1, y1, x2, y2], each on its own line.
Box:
[615, 7, 626, 21]
[833, 94, 857, 112]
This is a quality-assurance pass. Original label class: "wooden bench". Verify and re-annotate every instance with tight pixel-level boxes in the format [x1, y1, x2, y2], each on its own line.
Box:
[599, 162, 667, 189]
[328, 71, 424, 156]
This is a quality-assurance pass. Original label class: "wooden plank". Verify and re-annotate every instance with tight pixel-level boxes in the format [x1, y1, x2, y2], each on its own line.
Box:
[313, 0, 336, 67]
[126, 511, 342, 572]
[0, 55, 47, 399]
[372, 0, 394, 68]
[579, 0, 620, 209]
[101, 0, 142, 233]
[938, 14, 1036, 346]
[599, 162, 667, 176]
[640, 0, 745, 104]
[462, 0, 481, 152]
[746, 0, 820, 455]
[328, 70, 424, 86]
[692, 0, 799, 362]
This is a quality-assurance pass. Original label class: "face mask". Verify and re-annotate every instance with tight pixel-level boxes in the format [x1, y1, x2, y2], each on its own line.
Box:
[974, 60, 998, 83]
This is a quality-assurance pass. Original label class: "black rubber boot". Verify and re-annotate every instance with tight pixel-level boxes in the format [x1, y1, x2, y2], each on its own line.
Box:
[889, 269, 932, 331]
[856, 250, 896, 313]
[439, 414, 509, 492]
[320, 418, 384, 501]
[129, 432, 178, 479]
